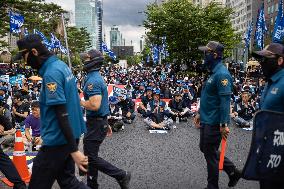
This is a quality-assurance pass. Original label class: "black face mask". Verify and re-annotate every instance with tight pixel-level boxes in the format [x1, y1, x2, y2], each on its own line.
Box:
[260, 57, 281, 80]
[27, 52, 42, 70]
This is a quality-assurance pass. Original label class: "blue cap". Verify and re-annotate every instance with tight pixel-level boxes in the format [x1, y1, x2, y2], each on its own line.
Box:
[153, 89, 160, 95]
[183, 85, 189, 89]
[177, 80, 183, 84]
[146, 86, 153, 91]
[0, 87, 7, 92]
[109, 96, 119, 104]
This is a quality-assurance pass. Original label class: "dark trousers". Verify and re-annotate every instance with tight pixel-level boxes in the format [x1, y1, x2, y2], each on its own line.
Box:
[199, 124, 236, 189]
[84, 118, 126, 189]
[29, 144, 90, 189]
[0, 146, 26, 189]
[260, 180, 284, 189]
[137, 107, 147, 117]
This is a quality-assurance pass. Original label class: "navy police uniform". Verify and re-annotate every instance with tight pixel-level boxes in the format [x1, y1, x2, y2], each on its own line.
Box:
[198, 41, 240, 189]
[199, 62, 237, 189]
[83, 70, 126, 189]
[29, 56, 89, 189]
[251, 43, 284, 189]
[259, 69, 284, 188]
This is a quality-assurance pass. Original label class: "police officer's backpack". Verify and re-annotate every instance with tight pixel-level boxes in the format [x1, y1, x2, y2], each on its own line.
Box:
[243, 110, 284, 181]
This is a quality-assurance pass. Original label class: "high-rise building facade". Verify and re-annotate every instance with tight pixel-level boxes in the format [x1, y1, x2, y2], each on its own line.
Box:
[75, 0, 97, 48]
[202, 0, 225, 7]
[110, 27, 122, 49]
[225, 0, 262, 62]
[96, 0, 103, 51]
[265, 0, 279, 42]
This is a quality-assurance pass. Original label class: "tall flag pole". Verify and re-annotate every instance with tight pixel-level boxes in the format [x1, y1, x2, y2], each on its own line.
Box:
[61, 13, 72, 68]
[255, 4, 267, 50]
[272, 0, 284, 42]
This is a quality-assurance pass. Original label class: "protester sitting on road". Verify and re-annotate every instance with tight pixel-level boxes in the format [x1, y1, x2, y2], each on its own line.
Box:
[25, 101, 42, 150]
[143, 100, 173, 130]
[0, 96, 16, 149]
[137, 87, 153, 117]
[182, 85, 194, 109]
[0, 103, 27, 189]
[12, 93, 29, 131]
[117, 94, 136, 124]
[108, 96, 124, 132]
[231, 90, 255, 128]
[168, 91, 191, 122]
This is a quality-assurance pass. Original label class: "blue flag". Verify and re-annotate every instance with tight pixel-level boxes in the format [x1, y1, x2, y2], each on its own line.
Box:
[273, 0, 284, 42]
[9, 11, 24, 34]
[34, 29, 52, 50]
[245, 21, 253, 49]
[255, 5, 267, 49]
[151, 45, 159, 64]
[161, 36, 169, 59]
[101, 41, 116, 60]
[146, 54, 150, 64]
[50, 33, 68, 54]
[50, 33, 61, 48]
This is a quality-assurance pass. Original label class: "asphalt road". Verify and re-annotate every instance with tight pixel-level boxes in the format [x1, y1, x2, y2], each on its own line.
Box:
[1, 116, 259, 189]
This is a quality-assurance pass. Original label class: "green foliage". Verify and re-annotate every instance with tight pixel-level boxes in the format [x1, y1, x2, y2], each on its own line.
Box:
[67, 27, 92, 55]
[144, 0, 241, 65]
[0, 0, 92, 68]
[126, 54, 142, 66]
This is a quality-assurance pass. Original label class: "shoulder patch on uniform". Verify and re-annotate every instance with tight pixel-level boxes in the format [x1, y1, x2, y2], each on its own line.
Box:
[221, 79, 228, 86]
[46, 82, 57, 93]
[87, 84, 94, 91]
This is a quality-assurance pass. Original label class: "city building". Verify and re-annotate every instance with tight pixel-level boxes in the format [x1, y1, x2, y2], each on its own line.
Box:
[64, 10, 75, 27]
[75, 0, 99, 48]
[96, 0, 103, 51]
[192, 0, 225, 7]
[112, 46, 134, 58]
[225, 0, 262, 63]
[110, 26, 122, 49]
[264, 0, 279, 43]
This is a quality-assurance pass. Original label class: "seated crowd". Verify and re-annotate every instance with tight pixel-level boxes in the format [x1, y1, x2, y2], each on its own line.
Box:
[0, 63, 263, 151]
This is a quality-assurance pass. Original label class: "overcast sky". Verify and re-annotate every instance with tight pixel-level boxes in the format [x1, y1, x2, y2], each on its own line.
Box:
[45, 0, 155, 52]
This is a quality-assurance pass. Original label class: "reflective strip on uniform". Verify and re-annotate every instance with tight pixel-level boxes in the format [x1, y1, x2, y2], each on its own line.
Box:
[15, 137, 23, 143]
[13, 151, 26, 156]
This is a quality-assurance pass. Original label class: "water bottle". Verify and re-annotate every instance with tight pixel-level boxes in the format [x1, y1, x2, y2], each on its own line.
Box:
[118, 108, 122, 116]
[147, 103, 151, 111]
[176, 117, 179, 124]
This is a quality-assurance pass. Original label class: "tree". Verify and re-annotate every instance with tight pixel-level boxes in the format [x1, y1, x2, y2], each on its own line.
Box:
[144, 0, 241, 65]
[67, 27, 92, 55]
[0, 0, 66, 50]
[0, 0, 92, 68]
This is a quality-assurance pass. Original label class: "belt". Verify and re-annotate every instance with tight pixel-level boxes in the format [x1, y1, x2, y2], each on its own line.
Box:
[86, 116, 107, 121]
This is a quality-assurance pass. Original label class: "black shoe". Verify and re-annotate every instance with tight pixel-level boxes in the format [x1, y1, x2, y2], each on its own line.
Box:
[117, 171, 131, 189]
[228, 169, 242, 187]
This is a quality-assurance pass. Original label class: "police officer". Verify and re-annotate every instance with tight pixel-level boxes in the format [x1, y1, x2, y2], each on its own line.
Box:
[168, 91, 190, 122]
[14, 34, 89, 189]
[194, 41, 241, 189]
[80, 49, 131, 189]
[0, 96, 26, 189]
[252, 43, 284, 189]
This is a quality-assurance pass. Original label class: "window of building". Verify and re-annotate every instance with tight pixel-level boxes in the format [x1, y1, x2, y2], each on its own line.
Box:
[268, 6, 271, 14]
[271, 4, 274, 13]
